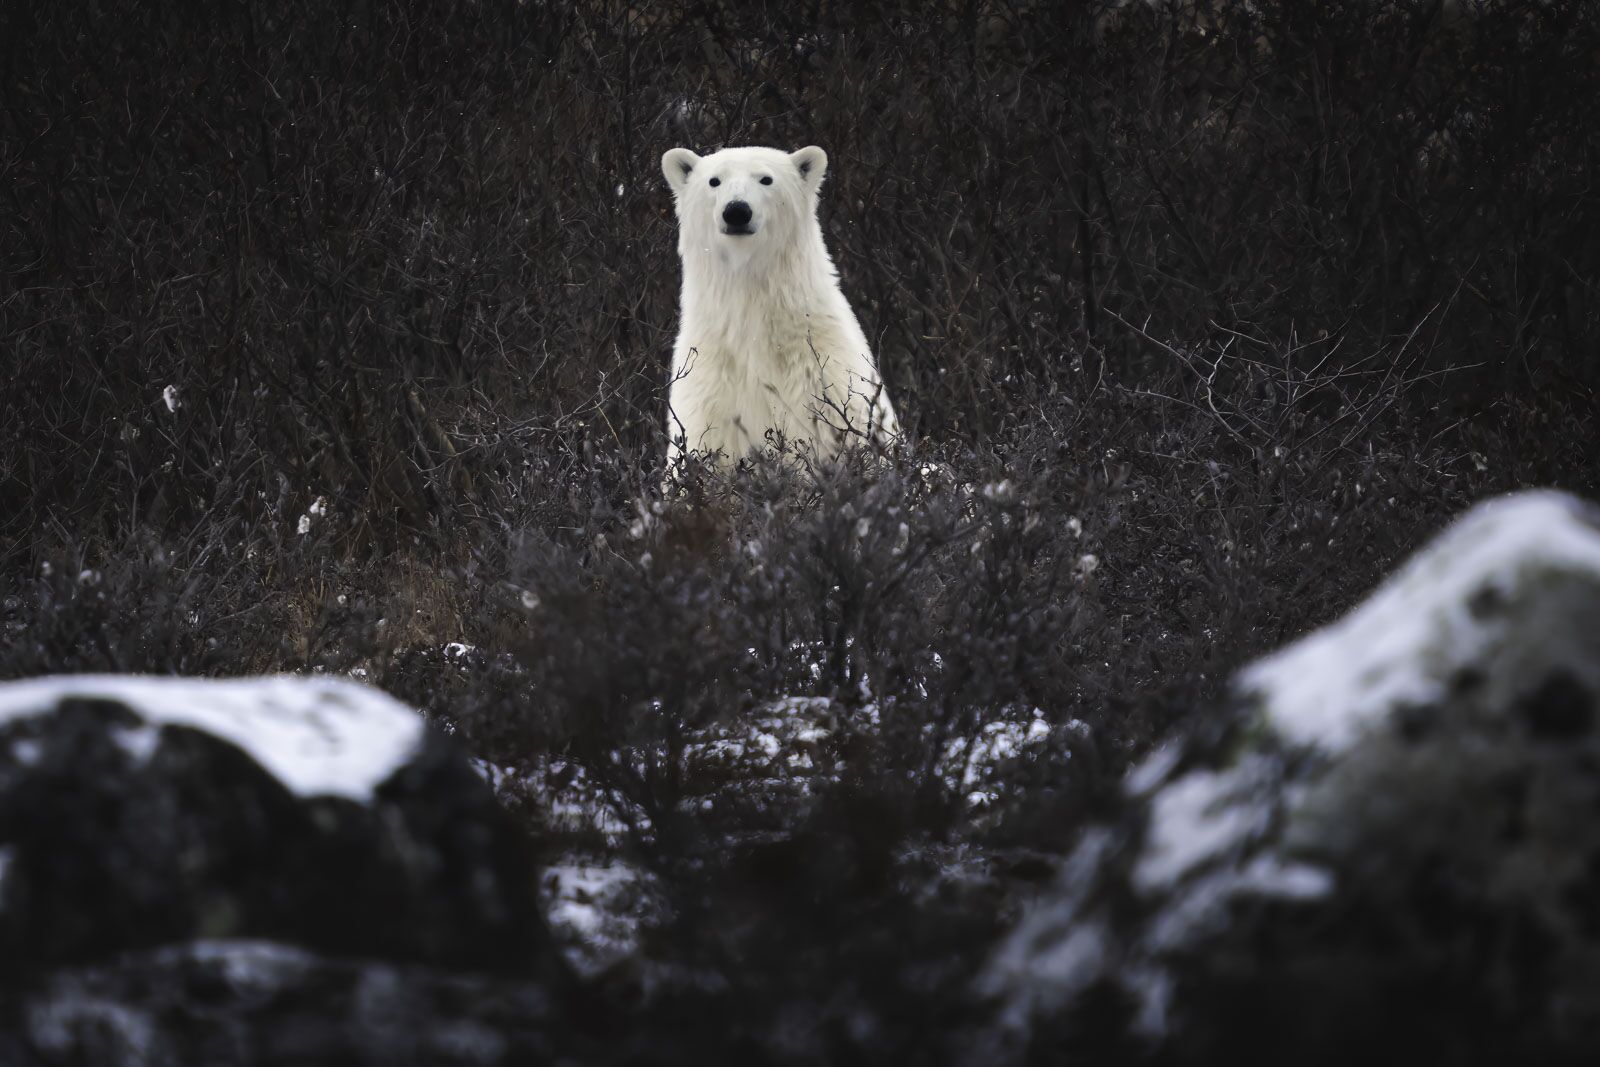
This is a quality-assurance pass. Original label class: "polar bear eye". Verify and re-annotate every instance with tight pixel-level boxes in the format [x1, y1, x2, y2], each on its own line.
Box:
[708, 177, 720, 188]
[760, 176, 773, 185]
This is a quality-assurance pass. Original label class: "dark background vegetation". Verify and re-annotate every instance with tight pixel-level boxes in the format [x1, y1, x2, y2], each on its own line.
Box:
[3, 0, 1598, 1060]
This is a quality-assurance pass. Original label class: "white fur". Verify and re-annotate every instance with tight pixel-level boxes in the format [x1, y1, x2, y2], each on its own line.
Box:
[660, 144, 898, 468]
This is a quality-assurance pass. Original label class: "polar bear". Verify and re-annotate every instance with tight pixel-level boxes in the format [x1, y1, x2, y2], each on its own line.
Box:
[660, 144, 898, 469]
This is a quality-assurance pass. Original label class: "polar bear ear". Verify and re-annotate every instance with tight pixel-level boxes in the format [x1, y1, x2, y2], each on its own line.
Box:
[662, 148, 701, 194]
[791, 146, 828, 186]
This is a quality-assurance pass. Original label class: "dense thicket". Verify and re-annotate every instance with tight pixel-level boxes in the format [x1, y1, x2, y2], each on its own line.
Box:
[5, 0, 1598, 544]
[3, 1, 1598, 1061]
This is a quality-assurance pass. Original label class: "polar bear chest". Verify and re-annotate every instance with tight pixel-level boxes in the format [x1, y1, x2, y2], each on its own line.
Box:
[673, 300, 836, 451]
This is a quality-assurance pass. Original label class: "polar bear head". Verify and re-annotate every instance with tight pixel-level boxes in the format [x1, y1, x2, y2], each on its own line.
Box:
[660, 145, 829, 270]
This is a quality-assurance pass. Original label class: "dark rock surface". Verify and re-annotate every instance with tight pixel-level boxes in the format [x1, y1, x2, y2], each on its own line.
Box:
[5, 941, 561, 1066]
[980, 490, 1600, 1064]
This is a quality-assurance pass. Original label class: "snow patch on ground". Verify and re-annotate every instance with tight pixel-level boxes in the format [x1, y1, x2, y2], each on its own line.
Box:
[129, 939, 318, 995]
[682, 696, 839, 784]
[28, 995, 162, 1064]
[541, 861, 657, 978]
[472, 757, 640, 842]
[940, 708, 1069, 805]
[175, 940, 316, 989]
[0, 675, 425, 802]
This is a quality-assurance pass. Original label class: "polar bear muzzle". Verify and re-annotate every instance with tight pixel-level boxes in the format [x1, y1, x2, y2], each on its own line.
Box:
[721, 199, 754, 235]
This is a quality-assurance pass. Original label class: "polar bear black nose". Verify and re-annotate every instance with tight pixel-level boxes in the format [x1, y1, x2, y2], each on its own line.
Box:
[722, 200, 753, 227]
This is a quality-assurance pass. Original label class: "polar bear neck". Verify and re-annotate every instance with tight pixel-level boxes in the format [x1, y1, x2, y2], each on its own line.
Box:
[683, 219, 833, 288]
[678, 222, 846, 362]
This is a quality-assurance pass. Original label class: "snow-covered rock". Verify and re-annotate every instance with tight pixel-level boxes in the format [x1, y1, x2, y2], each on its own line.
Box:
[1241, 490, 1600, 753]
[0, 674, 558, 977]
[0, 674, 423, 800]
[981, 491, 1600, 1062]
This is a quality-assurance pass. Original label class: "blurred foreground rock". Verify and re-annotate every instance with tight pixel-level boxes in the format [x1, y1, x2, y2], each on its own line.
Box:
[982, 490, 1600, 1064]
[0, 675, 567, 1063]
[6, 942, 562, 1065]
